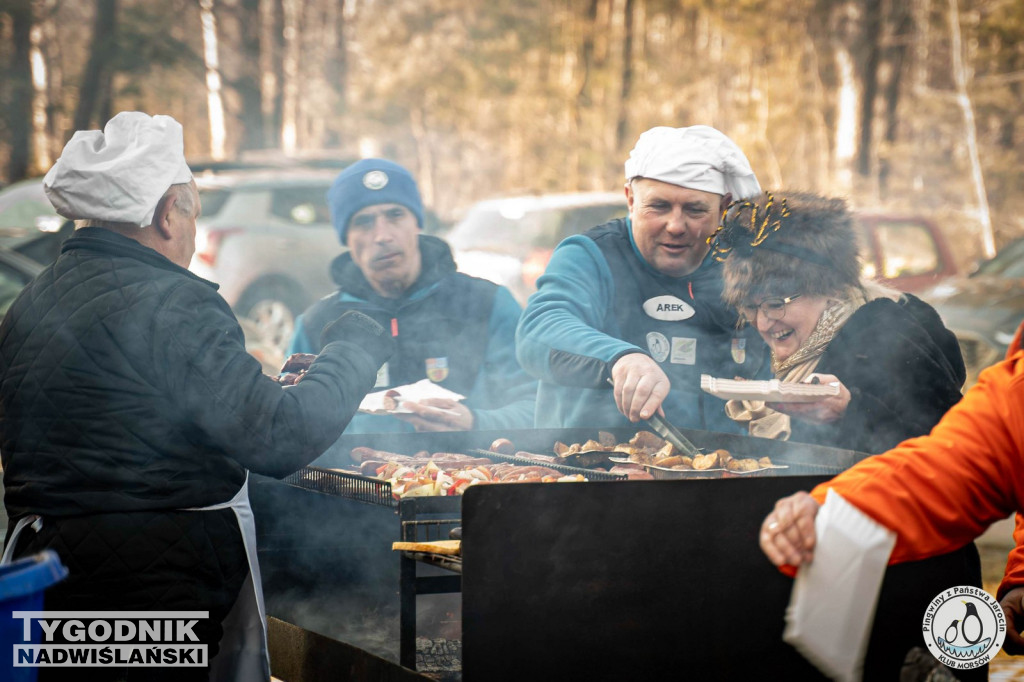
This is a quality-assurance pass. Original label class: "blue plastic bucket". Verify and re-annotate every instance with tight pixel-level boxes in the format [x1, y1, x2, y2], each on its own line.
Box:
[0, 550, 69, 682]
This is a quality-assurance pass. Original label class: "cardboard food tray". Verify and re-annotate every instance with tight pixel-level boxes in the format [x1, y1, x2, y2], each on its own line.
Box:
[358, 379, 466, 416]
[700, 375, 840, 403]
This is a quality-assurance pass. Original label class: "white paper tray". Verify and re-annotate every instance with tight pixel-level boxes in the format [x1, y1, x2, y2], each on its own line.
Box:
[359, 379, 465, 415]
[700, 374, 839, 403]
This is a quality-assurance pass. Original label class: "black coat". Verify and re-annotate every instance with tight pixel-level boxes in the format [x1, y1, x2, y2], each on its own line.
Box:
[0, 228, 379, 623]
[789, 294, 966, 454]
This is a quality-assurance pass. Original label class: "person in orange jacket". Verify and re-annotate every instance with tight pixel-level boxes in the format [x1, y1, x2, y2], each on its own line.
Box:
[760, 321, 1024, 655]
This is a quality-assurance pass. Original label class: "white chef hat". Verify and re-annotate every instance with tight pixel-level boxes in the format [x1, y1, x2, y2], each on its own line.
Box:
[624, 125, 761, 200]
[43, 111, 194, 227]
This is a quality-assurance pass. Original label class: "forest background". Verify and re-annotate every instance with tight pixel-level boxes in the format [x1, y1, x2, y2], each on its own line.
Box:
[1, 0, 1022, 267]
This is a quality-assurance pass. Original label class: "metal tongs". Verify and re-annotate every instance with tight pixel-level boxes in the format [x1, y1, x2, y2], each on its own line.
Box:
[605, 377, 701, 457]
[646, 412, 701, 458]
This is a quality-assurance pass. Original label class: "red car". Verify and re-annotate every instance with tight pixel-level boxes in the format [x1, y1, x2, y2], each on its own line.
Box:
[855, 213, 959, 294]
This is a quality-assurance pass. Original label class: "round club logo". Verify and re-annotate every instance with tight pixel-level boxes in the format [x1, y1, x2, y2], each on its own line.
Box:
[646, 332, 670, 363]
[922, 585, 1005, 670]
[362, 170, 389, 190]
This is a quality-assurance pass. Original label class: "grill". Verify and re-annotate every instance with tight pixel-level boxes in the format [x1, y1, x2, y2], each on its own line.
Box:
[255, 427, 982, 680]
[255, 427, 866, 673]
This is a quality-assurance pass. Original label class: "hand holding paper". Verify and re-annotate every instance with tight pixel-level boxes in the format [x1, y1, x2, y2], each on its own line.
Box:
[782, 489, 897, 682]
[760, 491, 821, 567]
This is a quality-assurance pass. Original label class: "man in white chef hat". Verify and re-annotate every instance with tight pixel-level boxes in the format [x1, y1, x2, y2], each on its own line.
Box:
[0, 112, 392, 680]
[516, 125, 767, 432]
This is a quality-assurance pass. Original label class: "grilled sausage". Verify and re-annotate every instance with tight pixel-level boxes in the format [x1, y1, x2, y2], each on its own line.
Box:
[490, 438, 515, 455]
[280, 353, 318, 373]
[349, 447, 413, 464]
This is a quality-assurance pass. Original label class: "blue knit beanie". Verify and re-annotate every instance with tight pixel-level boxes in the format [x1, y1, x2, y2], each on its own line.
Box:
[327, 158, 424, 244]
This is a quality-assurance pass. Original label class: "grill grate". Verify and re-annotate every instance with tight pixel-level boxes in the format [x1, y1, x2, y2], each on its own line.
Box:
[282, 465, 397, 507]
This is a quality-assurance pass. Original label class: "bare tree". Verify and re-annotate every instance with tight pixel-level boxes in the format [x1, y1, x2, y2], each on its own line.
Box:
[199, 0, 227, 160]
[73, 0, 117, 131]
[259, 0, 282, 149]
[5, 0, 34, 180]
[948, 0, 994, 258]
[614, 0, 635, 152]
[878, 0, 912, 198]
[831, 2, 861, 195]
[28, 21, 52, 173]
[855, 0, 882, 180]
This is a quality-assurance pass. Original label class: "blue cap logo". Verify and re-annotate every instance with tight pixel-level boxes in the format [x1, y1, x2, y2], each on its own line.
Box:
[363, 170, 389, 190]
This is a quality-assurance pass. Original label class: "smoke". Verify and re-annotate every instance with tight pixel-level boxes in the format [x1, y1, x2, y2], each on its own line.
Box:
[251, 463, 463, 666]
[251, 425, 871, 681]
[266, 588, 400, 660]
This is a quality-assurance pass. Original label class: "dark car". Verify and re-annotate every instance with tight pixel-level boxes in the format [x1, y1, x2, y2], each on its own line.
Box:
[0, 178, 72, 266]
[924, 237, 1024, 387]
[0, 246, 44, 317]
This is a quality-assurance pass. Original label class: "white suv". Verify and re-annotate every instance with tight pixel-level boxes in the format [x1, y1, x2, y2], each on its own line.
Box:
[189, 170, 342, 353]
[447, 192, 628, 304]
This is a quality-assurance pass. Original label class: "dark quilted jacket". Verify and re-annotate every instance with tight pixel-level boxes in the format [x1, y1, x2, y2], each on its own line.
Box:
[0, 228, 380, 623]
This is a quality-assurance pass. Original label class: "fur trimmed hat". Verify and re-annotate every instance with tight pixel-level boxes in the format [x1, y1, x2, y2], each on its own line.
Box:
[714, 192, 863, 307]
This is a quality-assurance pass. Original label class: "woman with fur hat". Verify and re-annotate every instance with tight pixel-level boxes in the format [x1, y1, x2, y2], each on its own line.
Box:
[713, 191, 965, 454]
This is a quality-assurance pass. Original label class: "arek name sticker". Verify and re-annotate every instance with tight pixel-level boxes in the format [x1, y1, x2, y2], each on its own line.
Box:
[642, 296, 695, 321]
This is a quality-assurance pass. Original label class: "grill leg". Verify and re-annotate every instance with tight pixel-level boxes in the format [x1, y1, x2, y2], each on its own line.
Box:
[399, 553, 417, 670]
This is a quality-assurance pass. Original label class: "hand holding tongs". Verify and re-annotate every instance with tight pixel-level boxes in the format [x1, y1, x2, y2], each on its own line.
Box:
[604, 376, 701, 457]
[646, 412, 701, 458]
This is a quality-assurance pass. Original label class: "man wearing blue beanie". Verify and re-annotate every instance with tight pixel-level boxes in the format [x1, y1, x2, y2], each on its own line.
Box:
[287, 158, 537, 434]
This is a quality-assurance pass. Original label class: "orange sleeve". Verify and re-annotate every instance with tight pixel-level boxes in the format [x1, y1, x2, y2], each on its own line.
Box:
[999, 512, 1024, 600]
[809, 350, 1024, 565]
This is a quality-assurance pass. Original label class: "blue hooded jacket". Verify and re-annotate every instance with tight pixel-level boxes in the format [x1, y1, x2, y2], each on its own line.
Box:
[516, 218, 767, 431]
[289, 235, 537, 436]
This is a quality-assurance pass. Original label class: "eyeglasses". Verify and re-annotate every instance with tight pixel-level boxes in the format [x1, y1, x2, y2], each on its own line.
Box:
[738, 294, 802, 323]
